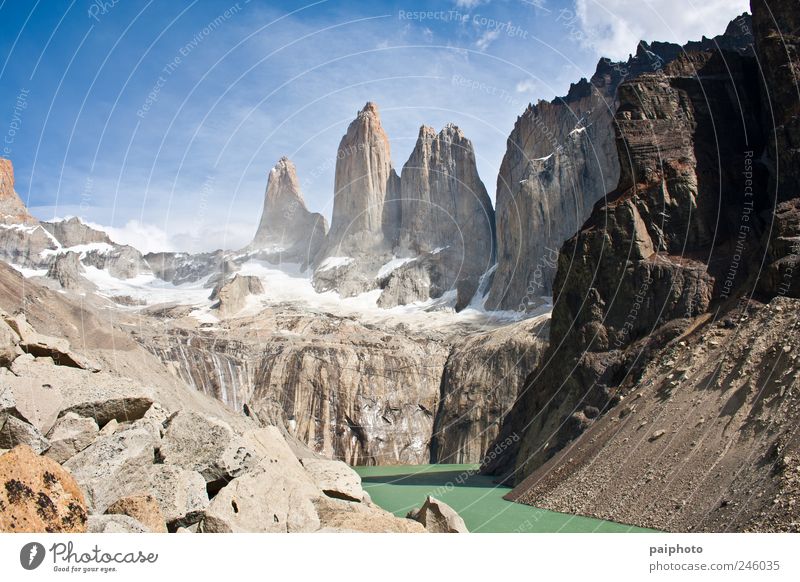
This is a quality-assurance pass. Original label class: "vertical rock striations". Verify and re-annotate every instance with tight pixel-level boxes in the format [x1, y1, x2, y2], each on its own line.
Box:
[314, 103, 495, 308]
[325, 102, 399, 256]
[486, 16, 754, 311]
[485, 38, 766, 483]
[250, 157, 328, 264]
[388, 124, 495, 307]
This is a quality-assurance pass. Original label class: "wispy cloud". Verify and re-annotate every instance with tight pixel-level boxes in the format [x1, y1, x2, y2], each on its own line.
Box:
[574, 0, 749, 60]
[475, 29, 500, 51]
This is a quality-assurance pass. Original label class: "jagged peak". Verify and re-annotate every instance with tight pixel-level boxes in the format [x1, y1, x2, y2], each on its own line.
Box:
[358, 101, 380, 118]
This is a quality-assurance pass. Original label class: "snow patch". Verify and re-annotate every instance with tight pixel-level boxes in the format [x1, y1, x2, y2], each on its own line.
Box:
[40, 242, 114, 259]
[317, 256, 354, 272]
[376, 257, 416, 280]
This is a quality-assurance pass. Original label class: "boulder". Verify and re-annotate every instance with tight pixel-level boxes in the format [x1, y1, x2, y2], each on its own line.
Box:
[210, 274, 264, 316]
[299, 457, 363, 502]
[144, 465, 208, 528]
[313, 495, 425, 533]
[407, 496, 468, 533]
[0, 415, 50, 453]
[159, 411, 260, 490]
[199, 427, 321, 533]
[3, 312, 96, 370]
[0, 445, 88, 532]
[0, 373, 62, 434]
[9, 356, 152, 426]
[63, 427, 157, 512]
[45, 413, 100, 464]
[106, 494, 167, 533]
[0, 316, 18, 366]
[87, 514, 149, 533]
[46, 251, 94, 291]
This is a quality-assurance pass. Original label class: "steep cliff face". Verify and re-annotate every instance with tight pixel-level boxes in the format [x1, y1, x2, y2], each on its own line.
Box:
[387, 125, 495, 307]
[491, 1, 800, 532]
[485, 43, 765, 483]
[753, 0, 800, 298]
[430, 316, 548, 464]
[135, 309, 451, 465]
[324, 102, 399, 256]
[0, 158, 36, 225]
[486, 16, 754, 311]
[314, 104, 495, 308]
[250, 157, 328, 264]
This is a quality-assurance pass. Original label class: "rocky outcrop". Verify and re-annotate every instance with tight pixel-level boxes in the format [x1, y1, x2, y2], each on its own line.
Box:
[209, 274, 264, 316]
[0, 445, 88, 533]
[0, 158, 36, 225]
[508, 297, 800, 532]
[486, 15, 755, 311]
[431, 316, 549, 464]
[144, 250, 237, 286]
[485, 31, 765, 484]
[753, 0, 800, 299]
[106, 494, 168, 533]
[390, 124, 495, 305]
[250, 157, 328, 264]
[314, 104, 495, 308]
[407, 496, 468, 533]
[138, 311, 450, 465]
[46, 251, 94, 291]
[324, 102, 399, 256]
[41, 217, 111, 247]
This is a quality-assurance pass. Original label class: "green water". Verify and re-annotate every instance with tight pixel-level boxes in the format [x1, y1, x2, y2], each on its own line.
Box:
[354, 464, 653, 533]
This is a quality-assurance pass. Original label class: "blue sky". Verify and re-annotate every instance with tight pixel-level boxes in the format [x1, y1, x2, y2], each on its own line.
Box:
[0, 0, 748, 252]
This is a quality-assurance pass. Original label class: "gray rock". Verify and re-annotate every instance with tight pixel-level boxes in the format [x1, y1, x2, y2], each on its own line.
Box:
[159, 411, 261, 487]
[0, 315, 19, 366]
[8, 357, 152, 426]
[46, 251, 94, 291]
[300, 457, 364, 502]
[45, 412, 99, 464]
[63, 427, 157, 512]
[0, 372, 62, 434]
[250, 157, 328, 264]
[87, 514, 150, 533]
[0, 415, 50, 453]
[199, 427, 321, 533]
[145, 465, 209, 528]
[209, 274, 264, 317]
[407, 496, 468, 533]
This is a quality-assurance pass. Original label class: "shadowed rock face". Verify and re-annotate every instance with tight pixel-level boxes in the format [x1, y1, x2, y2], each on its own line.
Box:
[325, 102, 399, 256]
[486, 15, 754, 311]
[251, 157, 328, 264]
[395, 124, 495, 300]
[485, 41, 766, 484]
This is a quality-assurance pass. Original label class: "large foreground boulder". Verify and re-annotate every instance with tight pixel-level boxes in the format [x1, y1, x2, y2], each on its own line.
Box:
[199, 427, 321, 533]
[63, 427, 158, 512]
[0, 445, 88, 532]
[314, 496, 426, 533]
[159, 411, 262, 491]
[9, 356, 152, 426]
[407, 496, 468, 533]
[299, 457, 364, 502]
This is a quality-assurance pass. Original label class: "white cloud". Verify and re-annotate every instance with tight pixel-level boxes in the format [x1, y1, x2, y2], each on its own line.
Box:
[515, 78, 538, 93]
[574, 0, 750, 60]
[454, 0, 487, 8]
[475, 29, 500, 51]
[85, 220, 175, 254]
